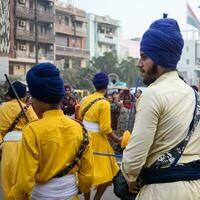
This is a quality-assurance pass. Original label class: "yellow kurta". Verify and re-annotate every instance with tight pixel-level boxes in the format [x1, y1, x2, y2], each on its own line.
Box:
[79, 92, 119, 186]
[0, 99, 38, 200]
[122, 71, 200, 200]
[8, 110, 94, 200]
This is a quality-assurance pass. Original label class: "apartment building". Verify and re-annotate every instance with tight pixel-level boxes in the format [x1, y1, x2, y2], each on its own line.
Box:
[177, 30, 200, 85]
[55, 1, 89, 69]
[8, 0, 55, 78]
[87, 14, 120, 59]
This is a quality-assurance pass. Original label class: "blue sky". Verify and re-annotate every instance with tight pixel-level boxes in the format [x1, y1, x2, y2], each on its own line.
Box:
[61, 0, 200, 38]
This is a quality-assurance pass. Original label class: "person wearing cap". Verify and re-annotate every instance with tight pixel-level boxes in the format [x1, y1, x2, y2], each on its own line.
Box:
[0, 81, 38, 200]
[79, 72, 121, 200]
[8, 63, 94, 200]
[121, 18, 200, 200]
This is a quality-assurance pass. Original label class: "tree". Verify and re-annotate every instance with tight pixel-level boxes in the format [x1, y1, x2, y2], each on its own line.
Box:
[119, 57, 141, 87]
[90, 51, 120, 74]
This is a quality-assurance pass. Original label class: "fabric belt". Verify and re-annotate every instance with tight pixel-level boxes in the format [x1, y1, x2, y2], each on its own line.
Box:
[139, 160, 200, 185]
[4, 131, 22, 142]
[83, 120, 100, 132]
[31, 174, 78, 200]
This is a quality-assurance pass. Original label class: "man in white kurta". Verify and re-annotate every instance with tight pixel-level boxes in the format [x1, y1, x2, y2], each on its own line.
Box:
[122, 18, 200, 200]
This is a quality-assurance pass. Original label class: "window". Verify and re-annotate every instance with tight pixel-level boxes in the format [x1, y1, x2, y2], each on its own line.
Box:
[58, 16, 62, 24]
[19, 42, 26, 51]
[64, 16, 69, 25]
[186, 46, 189, 52]
[98, 25, 105, 33]
[16, 66, 21, 70]
[75, 21, 82, 28]
[30, 43, 34, 52]
[186, 59, 190, 65]
[30, 23, 34, 32]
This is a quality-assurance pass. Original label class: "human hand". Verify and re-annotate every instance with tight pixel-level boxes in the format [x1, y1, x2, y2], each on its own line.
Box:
[127, 181, 139, 194]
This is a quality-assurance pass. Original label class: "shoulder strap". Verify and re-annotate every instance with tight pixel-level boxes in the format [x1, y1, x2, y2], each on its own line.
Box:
[6, 104, 30, 133]
[54, 120, 89, 178]
[81, 97, 106, 120]
[151, 90, 199, 169]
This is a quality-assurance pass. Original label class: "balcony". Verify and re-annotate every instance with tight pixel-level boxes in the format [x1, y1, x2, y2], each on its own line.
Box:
[16, 29, 35, 42]
[15, 6, 34, 20]
[55, 24, 74, 35]
[55, 24, 86, 37]
[98, 33, 118, 44]
[15, 6, 55, 23]
[15, 51, 54, 61]
[16, 29, 55, 44]
[75, 27, 86, 37]
[56, 45, 90, 59]
[38, 32, 55, 44]
[37, 9, 55, 23]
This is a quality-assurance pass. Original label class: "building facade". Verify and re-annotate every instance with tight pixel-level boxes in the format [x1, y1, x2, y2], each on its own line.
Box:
[0, 0, 55, 80]
[120, 38, 140, 59]
[55, 1, 89, 69]
[177, 30, 200, 85]
[11, 0, 55, 78]
[87, 14, 120, 59]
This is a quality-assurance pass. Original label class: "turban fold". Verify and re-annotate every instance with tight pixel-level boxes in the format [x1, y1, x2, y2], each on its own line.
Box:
[26, 63, 65, 104]
[140, 18, 184, 69]
[92, 72, 109, 90]
[8, 81, 26, 99]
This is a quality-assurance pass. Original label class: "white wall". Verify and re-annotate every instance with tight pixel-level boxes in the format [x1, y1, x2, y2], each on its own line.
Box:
[0, 57, 9, 83]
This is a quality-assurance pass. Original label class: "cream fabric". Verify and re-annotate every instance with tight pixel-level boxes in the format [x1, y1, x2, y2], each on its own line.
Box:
[122, 71, 200, 199]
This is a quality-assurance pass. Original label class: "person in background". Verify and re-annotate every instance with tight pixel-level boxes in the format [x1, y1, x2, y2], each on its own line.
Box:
[60, 84, 77, 119]
[135, 89, 142, 100]
[79, 72, 121, 200]
[8, 63, 94, 200]
[0, 81, 38, 200]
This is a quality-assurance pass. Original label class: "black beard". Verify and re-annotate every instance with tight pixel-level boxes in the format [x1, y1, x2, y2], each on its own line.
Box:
[143, 63, 158, 86]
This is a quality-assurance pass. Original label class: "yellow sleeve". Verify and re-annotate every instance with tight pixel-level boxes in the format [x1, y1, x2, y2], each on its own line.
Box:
[26, 106, 38, 122]
[8, 125, 39, 199]
[77, 141, 94, 193]
[99, 101, 112, 134]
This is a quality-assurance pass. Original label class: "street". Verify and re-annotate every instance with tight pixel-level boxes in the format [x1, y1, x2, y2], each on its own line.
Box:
[79, 186, 119, 200]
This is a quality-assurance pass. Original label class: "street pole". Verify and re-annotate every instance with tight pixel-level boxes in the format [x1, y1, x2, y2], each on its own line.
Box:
[35, 0, 38, 64]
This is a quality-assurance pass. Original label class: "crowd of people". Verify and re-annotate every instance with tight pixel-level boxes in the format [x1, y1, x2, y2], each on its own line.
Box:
[0, 16, 200, 200]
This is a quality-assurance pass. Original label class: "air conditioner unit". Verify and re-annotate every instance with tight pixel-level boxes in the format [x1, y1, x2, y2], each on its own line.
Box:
[48, 1, 54, 7]
[49, 45, 54, 50]
[19, 0, 26, 4]
[19, 20, 26, 27]
[20, 44, 26, 50]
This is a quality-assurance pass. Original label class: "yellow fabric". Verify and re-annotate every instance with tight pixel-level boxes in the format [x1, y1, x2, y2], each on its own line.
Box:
[0, 99, 37, 137]
[122, 71, 200, 199]
[0, 100, 38, 200]
[79, 92, 119, 186]
[8, 110, 94, 200]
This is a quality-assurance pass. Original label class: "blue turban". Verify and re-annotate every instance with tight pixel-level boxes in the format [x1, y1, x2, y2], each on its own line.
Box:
[26, 63, 65, 104]
[8, 81, 26, 99]
[140, 18, 184, 69]
[92, 72, 109, 90]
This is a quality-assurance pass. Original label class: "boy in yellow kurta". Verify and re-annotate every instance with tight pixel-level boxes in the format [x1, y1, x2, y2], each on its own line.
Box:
[0, 81, 38, 200]
[79, 72, 121, 200]
[8, 63, 94, 200]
